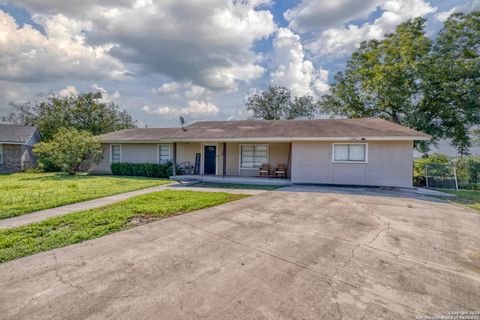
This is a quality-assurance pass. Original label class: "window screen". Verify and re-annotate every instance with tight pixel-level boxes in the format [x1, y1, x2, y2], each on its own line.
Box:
[111, 145, 121, 163]
[333, 144, 366, 162]
[240, 144, 268, 168]
[158, 144, 171, 163]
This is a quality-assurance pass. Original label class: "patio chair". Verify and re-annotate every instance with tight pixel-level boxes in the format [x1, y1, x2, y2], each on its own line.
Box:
[259, 163, 269, 177]
[275, 163, 287, 179]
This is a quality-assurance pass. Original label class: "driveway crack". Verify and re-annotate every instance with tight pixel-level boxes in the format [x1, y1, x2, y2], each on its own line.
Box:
[368, 214, 390, 245]
[51, 251, 88, 293]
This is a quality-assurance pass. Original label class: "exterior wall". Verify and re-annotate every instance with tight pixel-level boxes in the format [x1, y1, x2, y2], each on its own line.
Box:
[225, 142, 290, 177]
[91, 142, 291, 177]
[91, 143, 160, 173]
[0, 144, 23, 173]
[291, 141, 413, 188]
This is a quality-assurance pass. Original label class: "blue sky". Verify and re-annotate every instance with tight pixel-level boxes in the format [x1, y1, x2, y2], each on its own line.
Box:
[0, 0, 477, 127]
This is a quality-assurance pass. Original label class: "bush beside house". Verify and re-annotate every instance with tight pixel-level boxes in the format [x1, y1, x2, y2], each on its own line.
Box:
[34, 129, 103, 175]
[111, 162, 182, 178]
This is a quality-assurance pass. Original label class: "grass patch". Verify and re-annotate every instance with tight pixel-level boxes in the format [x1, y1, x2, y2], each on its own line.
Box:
[0, 172, 171, 219]
[439, 189, 480, 212]
[0, 190, 249, 263]
[189, 182, 282, 190]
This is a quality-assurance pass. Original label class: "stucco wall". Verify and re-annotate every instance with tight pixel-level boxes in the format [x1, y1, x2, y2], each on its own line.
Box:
[291, 141, 413, 187]
[224, 142, 290, 176]
[91, 143, 200, 174]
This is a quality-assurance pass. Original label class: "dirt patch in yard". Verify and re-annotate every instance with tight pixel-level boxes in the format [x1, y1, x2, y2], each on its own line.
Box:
[127, 214, 163, 227]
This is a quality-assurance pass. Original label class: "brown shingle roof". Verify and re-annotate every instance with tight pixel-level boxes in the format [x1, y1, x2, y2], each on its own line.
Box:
[97, 118, 431, 142]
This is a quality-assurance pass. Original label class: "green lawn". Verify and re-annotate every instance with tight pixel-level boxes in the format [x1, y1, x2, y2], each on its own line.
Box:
[440, 189, 480, 211]
[0, 172, 171, 219]
[190, 182, 282, 190]
[0, 190, 248, 263]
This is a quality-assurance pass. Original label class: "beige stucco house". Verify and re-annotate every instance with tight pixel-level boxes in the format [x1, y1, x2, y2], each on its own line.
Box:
[93, 118, 430, 188]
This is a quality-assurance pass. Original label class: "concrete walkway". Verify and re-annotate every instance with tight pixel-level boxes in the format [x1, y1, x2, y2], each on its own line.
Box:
[0, 184, 173, 228]
[0, 183, 266, 228]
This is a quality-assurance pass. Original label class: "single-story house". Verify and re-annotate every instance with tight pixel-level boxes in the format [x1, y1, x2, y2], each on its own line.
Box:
[0, 124, 41, 173]
[93, 118, 431, 188]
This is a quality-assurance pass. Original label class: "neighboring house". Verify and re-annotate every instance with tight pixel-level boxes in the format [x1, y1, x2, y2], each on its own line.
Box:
[93, 118, 430, 188]
[0, 124, 41, 173]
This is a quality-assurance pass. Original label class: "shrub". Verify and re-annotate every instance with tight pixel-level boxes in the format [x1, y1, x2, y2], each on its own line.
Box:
[456, 156, 480, 190]
[34, 129, 103, 175]
[110, 162, 182, 178]
[413, 154, 450, 187]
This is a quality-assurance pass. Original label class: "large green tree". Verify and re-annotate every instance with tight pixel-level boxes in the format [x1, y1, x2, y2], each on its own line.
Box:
[321, 13, 480, 154]
[246, 85, 319, 120]
[2, 91, 136, 141]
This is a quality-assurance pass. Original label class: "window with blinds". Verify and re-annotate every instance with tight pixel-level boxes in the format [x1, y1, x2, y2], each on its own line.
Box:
[111, 145, 121, 163]
[333, 144, 366, 162]
[240, 144, 268, 168]
[158, 144, 171, 164]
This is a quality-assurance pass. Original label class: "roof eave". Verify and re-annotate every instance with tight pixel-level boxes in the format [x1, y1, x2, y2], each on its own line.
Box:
[99, 135, 431, 143]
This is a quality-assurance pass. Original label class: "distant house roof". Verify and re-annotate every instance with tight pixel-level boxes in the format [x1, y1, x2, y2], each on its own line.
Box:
[98, 118, 430, 143]
[0, 124, 40, 145]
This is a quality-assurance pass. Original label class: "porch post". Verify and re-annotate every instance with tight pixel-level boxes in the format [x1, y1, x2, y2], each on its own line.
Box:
[222, 142, 226, 177]
[172, 142, 177, 176]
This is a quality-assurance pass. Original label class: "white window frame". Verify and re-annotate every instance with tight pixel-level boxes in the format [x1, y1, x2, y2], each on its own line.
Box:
[110, 144, 122, 164]
[239, 144, 269, 170]
[157, 144, 171, 164]
[0, 144, 3, 164]
[332, 143, 368, 163]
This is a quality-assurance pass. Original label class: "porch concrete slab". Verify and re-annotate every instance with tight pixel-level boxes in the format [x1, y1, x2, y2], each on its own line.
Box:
[0, 189, 479, 319]
[170, 174, 292, 186]
[167, 183, 267, 195]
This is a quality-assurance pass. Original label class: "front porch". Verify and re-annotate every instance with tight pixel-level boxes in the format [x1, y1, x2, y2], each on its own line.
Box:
[170, 174, 292, 186]
[172, 141, 292, 178]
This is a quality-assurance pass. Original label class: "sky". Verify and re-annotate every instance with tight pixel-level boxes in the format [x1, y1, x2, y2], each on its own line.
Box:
[0, 0, 478, 127]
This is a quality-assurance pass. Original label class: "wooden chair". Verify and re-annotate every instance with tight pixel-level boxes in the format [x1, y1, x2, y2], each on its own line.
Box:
[275, 163, 287, 179]
[259, 163, 269, 177]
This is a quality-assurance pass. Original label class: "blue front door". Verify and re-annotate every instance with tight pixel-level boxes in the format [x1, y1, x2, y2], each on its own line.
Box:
[204, 146, 216, 174]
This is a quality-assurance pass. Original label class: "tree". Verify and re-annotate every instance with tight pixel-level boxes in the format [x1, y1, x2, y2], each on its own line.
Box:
[34, 129, 103, 175]
[246, 85, 319, 120]
[2, 91, 136, 141]
[320, 13, 480, 154]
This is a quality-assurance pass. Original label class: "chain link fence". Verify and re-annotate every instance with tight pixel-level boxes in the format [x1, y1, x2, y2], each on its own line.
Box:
[425, 162, 480, 190]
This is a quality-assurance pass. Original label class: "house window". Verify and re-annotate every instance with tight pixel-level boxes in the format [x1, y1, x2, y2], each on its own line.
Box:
[158, 144, 171, 164]
[240, 144, 268, 168]
[111, 144, 121, 163]
[0, 144, 3, 164]
[333, 144, 367, 162]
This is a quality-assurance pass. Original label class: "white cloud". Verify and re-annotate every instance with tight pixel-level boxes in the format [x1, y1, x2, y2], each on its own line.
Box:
[0, 10, 127, 83]
[88, 0, 276, 91]
[12, 0, 135, 19]
[270, 28, 329, 97]
[91, 84, 120, 103]
[285, 0, 381, 33]
[302, 0, 436, 57]
[435, 0, 480, 22]
[142, 100, 219, 118]
[152, 81, 209, 99]
[58, 85, 80, 97]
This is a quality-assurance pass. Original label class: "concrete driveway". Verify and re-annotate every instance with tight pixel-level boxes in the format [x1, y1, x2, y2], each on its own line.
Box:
[1, 187, 479, 319]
